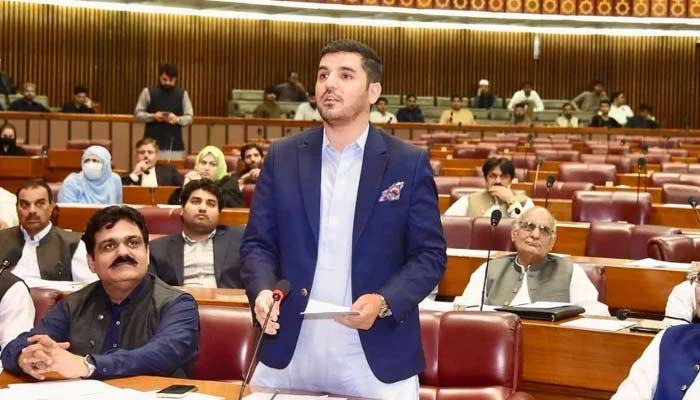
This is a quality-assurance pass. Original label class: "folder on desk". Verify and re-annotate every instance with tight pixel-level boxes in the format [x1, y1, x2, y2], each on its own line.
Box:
[496, 304, 585, 321]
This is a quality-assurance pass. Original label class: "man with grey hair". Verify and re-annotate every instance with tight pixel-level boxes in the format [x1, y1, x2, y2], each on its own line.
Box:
[454, 206, 609, 315]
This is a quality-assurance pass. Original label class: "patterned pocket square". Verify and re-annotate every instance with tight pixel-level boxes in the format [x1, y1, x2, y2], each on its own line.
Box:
[379, 181, 404, 202]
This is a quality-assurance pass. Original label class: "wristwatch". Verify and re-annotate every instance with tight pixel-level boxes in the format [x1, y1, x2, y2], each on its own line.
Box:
[83, 354, 96, 378]
[375, 293, 390, 318]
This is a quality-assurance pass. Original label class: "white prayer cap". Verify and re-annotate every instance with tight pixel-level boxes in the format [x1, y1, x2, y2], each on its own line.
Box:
[479, 79, 490, 86]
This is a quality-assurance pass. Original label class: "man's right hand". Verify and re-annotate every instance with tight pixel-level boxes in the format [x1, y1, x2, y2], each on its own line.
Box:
[131, 160, 151, 176]
[18, 335, 70, 380]
[153, 111, 165, 122]
[254, 290, 280, 335]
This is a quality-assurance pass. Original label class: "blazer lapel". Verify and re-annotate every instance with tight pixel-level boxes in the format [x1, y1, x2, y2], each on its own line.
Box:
[352, 127, 389, 249]
[212, 228, 227, 285]
[298, 129, 323, 246]
[169, 235, 185, 285]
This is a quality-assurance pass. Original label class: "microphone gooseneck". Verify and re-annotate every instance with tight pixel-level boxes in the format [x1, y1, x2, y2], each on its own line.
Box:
[480, 209, 502, 312]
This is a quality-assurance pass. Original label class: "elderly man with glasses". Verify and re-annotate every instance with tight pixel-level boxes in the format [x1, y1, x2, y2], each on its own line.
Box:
[454, 206, 609, 316]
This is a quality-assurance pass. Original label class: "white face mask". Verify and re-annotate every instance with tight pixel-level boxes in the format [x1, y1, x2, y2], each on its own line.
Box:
[83, 162, 103, 180]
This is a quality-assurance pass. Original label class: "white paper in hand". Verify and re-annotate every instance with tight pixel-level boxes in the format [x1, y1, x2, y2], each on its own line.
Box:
[301, 299, 360, 319]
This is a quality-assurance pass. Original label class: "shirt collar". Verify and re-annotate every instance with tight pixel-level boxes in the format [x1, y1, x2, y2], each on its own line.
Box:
[21, 222, 53, 243]
[322, 124, 369, 153]
[182, 229, 216, 246]
[105, 275, 149, 308]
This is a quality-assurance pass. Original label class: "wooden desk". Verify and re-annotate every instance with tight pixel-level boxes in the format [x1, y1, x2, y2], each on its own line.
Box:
[441, 254, 687, 313]
[122, 186, 179, 205]
[180, 286, 248, 307]
[47, 149, 83, 182]
[0, 156, 48, 192]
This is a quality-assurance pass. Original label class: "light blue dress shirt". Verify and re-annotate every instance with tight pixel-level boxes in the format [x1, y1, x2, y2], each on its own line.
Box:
[252, 126, 418, 398]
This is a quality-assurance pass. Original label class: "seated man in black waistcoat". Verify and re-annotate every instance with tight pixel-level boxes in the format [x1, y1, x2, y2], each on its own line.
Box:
[0, 179, 96, 283]
[0, 206, 200, 380]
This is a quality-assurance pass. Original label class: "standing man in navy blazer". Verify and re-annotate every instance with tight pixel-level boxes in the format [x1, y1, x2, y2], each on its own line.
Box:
[240, 39, 446, 398]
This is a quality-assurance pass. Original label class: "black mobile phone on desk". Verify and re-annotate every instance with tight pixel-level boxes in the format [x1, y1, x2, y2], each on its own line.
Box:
[156, 384, 198, 398]
[630, 326, 663, 334]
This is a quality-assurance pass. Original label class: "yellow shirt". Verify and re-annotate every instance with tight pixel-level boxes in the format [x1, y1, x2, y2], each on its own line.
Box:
[439, 108, 476, 125]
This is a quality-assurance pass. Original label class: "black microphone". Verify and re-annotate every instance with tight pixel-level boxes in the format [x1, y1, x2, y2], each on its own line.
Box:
[387, 117, 393, 124]
[0, 248, 23, 276]
[238, 280, 291, 400]
[636, 157, 646, 205]
[544, 175, 555, 209]
[689, 197, 700, 226]
[480, 209, 503, 312]
[449, 111, 453, 124]
[615, 308, 690, 324]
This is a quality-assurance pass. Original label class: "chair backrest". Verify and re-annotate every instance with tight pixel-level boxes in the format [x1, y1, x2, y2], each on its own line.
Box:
[662, 183, 700, 205]
[584, 222, 634, 259]
[139, 206, 184, 235]
[572, 191, 652, 224]
[419, 311, 522, 398]
[652, 173, 700, 188]
[577, 264, 607, 303]
[647, 235, 697, 263]
[508, 154, 536, 170]
[534, 149, 580, 162]
[587, 144, 630, 155]
[558, 163, 617, 186]
[470, 217, 516, 251]
[66, 139, 113, 154]
[20, 144, 45, 156]
[434, 176, 485, 195]
[30, 288, 64, 326]
[441, 216, 473, 249]
[579, 155, 631, 174]
[630, 224, 683, 259]
[532, 181, 594, 200]
[192, 305, 259, 380]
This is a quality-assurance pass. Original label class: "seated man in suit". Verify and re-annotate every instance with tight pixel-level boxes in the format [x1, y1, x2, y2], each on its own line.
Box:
[0, 271, 35, 367]
[454, 206, 609, 316]
[0, 179, 96, 283]
[613, 305, 700, 398]
[445, 157, 533, 218]
[150, 179, 244, 288]
[122, 137, 184, 187]
[0, 205, 199, 380]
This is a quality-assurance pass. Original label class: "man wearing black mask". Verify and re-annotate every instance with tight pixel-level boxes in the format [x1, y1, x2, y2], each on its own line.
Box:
[134, 64, 193, 160]
[0, 123, 27, 156]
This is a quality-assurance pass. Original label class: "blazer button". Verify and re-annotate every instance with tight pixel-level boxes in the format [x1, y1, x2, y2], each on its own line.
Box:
[89, 340, 95, 347]
[97, 314, 104, 321]
[681, 384, 688, 391]
[694, 364, 700, 372]
[301, 288, 308, 297]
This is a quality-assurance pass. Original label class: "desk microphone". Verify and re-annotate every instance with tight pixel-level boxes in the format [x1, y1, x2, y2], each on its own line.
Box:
[387, 117, 393, 124]
[544, 175, 555, 209]
[0, 248, 23, 276]
[615, 308, 690, 324]
[480, 209, 502, 312]
[449, 111, 453, 124]
[636, 157, 646, 205]
[689, 197, 700, 226]
[532, 157, 543, 193]
[238, 280, 291, 400]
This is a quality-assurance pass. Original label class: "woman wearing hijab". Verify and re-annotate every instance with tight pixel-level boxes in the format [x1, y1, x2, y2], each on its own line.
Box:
[0, 123, 27, 156]
[168, 145, 244, 208]
[58, 145, 122, 204]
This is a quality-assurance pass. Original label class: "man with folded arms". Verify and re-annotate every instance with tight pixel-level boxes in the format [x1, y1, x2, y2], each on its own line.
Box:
[0, 206, 199, 380]
[0, 180, 96, 283]
[454, 206, 609, 316]
[149, 179, 244, 288]
[445, 158, 533, 218]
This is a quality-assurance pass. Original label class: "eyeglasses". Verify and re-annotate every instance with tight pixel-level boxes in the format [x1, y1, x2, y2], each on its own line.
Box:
[517, 220, 555, 237]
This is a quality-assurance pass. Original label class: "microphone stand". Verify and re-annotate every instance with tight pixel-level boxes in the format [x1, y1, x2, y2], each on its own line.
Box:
[690, 198, 700, 226]
[636, 158, 644, 205]
[480, 210, 502, 312]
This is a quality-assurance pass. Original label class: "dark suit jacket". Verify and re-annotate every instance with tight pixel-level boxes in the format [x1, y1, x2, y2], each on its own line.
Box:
[240, 125, 446, 383]
[122, 164, 184, 187]
[149, 225, 244, 288]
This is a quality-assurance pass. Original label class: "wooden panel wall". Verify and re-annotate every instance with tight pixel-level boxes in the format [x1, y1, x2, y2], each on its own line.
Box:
[1, 2, 699, 128]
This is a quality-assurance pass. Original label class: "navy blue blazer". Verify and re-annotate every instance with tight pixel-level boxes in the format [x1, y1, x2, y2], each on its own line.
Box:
[240, 125, 446, 383]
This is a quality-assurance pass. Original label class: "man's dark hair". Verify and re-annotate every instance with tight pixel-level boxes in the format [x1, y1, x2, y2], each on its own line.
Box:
[521, 81, 534, 88]
[73, 85, 89, 95]
[450, 94, 462, 102]
[405, 94, 417, 102]
[16, 179, 53, 204]
[592, 80, 605, 87]
[600, 99, 611, 107]
[240, 143, 264, 160]
[639, 103, 653, 113]
[376, 97, 388, 104]
[514, 102, 527, 110]
[158, 63, 178, 78]
[320, 39, 383, 84]
[0, 122, 17, 137]
[135, 137, 159, 149]
[562, 102, 574, 110]
[180, 179, 224, 211]
[482, 158, 515, 179]
[82, 206, 149, 257]
[610, 91, 623, 102]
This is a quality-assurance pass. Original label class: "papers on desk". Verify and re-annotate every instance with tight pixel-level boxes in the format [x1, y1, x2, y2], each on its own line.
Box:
[0, 379, 225, 400]
[627, 258, 690, 269]
[300, 299, 359, 319]
[245, 394, 346, 400]
[560, 318, 636, 332]
[23, 277, 85, 291]
[446, 248, 495, 258]
[419, 298, 456, 312]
